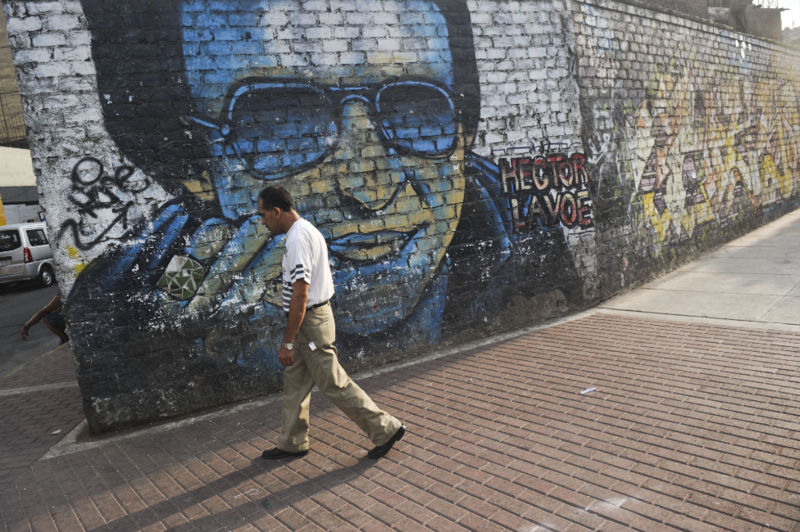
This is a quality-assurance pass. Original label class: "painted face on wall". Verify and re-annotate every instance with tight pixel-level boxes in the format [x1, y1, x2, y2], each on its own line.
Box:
[179, 0, 467, 334]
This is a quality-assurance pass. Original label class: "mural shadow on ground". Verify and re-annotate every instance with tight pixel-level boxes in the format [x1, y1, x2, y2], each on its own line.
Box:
[86, 456, 379, 531]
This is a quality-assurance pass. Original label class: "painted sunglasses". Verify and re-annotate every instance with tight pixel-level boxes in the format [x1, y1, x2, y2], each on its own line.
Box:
[186, 78, 460, 179]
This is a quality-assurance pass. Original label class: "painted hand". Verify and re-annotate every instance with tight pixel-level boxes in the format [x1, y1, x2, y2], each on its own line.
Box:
[21, 326, 29, 341]
[278, 345, 294, 367]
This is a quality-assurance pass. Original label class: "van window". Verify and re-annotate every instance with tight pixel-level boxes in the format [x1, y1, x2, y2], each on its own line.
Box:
[0, 230, 22, 252]
[27, 229, 49, 247]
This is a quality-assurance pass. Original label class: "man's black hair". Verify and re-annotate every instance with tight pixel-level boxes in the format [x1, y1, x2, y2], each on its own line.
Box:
[80, 0, 480, 190]
[259, 186, 294, 212]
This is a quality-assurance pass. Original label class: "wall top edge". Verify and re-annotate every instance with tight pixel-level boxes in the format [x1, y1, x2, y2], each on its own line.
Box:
[2, 0, 797, 54]
[573, 0, 800, 52]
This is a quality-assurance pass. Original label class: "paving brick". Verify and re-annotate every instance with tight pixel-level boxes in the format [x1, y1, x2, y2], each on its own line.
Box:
[454, 512, 505, 532]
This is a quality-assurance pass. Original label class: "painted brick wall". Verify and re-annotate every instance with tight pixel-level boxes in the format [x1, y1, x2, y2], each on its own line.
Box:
[2, 0, 797, 432]
[574, 0, 800, 299]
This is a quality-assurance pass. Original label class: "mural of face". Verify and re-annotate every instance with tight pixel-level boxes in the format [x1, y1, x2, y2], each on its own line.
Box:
[179, 0, 467, 335]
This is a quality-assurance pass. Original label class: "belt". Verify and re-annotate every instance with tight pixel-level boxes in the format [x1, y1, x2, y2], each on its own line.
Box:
[286, 300, 330, 316]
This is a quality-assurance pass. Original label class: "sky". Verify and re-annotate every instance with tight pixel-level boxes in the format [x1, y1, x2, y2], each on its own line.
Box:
[779, 0, 800, 29]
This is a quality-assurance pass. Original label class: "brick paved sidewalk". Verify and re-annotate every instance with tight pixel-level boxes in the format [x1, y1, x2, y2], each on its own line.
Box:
[1, 313, 799, 532]
[0, 343, 83, 487]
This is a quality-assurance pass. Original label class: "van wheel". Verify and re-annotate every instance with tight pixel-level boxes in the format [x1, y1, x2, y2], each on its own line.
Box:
[38, 266, 54, 287]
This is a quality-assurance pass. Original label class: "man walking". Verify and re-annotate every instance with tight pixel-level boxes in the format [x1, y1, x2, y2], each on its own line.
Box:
[257, 186, 406, 460]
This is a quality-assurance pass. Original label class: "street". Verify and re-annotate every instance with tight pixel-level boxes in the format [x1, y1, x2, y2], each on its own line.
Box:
[0, 281, 62, 376]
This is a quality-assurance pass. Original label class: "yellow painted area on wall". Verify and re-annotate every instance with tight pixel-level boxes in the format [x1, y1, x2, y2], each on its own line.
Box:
[0, 192, 6, 226]
[625, 52, 800, 250]
[642, 192, 672, 244]
[66, 245, 88, 274]
[681, 186, 715, 240]
[179, 171, 216, 201]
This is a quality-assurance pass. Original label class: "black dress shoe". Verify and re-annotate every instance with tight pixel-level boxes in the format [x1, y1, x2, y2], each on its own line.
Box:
[261, 447, 308, 460]
[368, 425, 406, 459]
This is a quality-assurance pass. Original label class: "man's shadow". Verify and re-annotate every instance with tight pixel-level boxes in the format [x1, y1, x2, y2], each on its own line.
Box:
[89, 451, 380, 531]
[84, 339, 457, 531]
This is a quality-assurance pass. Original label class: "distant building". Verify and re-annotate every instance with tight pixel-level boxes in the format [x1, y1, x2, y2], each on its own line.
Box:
[0, 1, 27, 149]
[1, 3, 38, 226]
[785, 26, 800, 47]
[639, 0, 784, 41]
[0, 147, 41, 226]
[645, 0, 712, 19]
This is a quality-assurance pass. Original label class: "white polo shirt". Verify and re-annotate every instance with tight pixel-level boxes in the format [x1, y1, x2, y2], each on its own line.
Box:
[281, 218, 335, 313]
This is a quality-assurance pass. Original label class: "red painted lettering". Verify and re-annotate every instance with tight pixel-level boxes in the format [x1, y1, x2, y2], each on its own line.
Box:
[533, 155, 550, 192]
[571, 153, 588, 185]
[559, 192, 578, 226]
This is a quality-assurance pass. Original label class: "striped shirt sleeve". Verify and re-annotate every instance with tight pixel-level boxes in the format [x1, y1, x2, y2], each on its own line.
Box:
[281, 223, 319, 313]
[284, 232, 313, 286]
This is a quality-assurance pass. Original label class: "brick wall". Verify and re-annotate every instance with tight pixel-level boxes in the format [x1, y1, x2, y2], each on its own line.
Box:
[2, 0, 798, 432]
[575, 0, 800, 299]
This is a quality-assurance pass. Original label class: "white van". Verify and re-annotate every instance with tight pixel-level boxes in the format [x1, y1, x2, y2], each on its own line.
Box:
[0, 222, 56, 287]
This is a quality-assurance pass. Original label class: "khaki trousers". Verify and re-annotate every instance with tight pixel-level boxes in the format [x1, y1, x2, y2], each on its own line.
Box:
[277, 303, 402, 452]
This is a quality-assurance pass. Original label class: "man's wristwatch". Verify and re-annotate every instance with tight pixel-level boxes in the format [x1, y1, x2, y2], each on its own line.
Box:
[283, 342, 294, 351]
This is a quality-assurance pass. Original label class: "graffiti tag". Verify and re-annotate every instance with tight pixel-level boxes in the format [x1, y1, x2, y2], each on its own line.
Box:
[498, 151, 594, 231]
[58, 157, 150, 250]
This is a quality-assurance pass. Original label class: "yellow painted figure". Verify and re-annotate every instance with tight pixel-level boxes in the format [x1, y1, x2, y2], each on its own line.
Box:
[624, 48, 800, 252]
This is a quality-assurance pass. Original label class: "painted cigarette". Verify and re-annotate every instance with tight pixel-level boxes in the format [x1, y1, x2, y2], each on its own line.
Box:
[580, 387, 597, 395]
